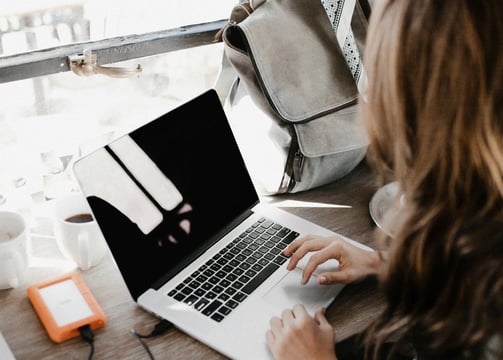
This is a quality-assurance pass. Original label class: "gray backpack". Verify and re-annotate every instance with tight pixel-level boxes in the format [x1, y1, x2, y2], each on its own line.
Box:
[219, 0, 370, 194]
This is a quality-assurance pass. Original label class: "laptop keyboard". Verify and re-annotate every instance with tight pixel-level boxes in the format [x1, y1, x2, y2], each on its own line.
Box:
[167, 217, 299, 322]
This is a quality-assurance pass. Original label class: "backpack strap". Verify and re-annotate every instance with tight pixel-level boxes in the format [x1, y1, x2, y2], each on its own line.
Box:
[320, 0, 369, 97]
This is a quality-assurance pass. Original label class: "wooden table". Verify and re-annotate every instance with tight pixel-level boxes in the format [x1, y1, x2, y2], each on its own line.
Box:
[0, 162, 385, 359]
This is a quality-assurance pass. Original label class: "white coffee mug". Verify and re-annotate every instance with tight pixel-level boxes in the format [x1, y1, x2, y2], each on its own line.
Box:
[0, 211, 29, 289]
[52, 193, 108, 270]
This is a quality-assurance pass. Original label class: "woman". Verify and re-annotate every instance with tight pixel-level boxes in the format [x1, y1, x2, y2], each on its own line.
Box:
[266, 0, 503, 359]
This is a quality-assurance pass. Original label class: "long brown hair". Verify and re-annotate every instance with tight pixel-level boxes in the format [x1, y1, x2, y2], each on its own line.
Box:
[362, 0, 503, 358]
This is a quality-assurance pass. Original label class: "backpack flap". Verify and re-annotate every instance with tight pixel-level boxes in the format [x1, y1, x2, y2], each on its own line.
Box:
[230, 0, 358, 118]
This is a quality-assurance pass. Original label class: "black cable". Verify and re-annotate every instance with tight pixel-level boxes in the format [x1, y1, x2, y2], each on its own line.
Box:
[131, 331, 155, 360]
[131, 319, 173, 360]
[79, 324, 95, 360]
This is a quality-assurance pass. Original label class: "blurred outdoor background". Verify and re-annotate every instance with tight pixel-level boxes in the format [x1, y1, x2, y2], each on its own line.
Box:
[0, 0, 235, 216]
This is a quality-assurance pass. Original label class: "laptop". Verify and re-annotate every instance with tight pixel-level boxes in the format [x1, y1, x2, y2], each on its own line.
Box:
[73, 89, 372, 359]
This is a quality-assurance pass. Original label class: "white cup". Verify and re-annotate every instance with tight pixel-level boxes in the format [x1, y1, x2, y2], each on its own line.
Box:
[0, 211, 29, 289]
[52, 193, 108, 270]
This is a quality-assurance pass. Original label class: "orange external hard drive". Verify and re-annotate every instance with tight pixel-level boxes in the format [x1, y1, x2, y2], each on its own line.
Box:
[27, 272, 106, 343]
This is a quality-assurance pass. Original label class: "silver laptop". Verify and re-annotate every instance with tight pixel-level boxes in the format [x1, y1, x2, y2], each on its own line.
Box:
[73, 89, 370, 360]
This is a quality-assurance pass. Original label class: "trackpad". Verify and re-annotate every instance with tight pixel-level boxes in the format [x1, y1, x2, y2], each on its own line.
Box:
[263, 269, 344, 311]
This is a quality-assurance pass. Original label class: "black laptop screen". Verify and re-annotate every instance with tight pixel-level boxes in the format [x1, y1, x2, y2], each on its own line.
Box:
[74, 90, 259, 300]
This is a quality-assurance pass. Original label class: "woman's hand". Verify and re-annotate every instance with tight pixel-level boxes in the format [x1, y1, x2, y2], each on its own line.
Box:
[266, 305, 337, 360]
[284, 234, 381, 285]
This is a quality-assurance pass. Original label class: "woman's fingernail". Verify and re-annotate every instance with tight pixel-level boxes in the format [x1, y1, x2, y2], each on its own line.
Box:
[319, 276, 326, 284]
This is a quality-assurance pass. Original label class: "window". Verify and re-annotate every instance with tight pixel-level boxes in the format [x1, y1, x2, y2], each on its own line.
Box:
[0, 1, 236, 214]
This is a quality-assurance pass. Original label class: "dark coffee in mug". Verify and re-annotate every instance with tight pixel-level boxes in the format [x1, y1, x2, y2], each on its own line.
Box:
[65, 213, 94, 223]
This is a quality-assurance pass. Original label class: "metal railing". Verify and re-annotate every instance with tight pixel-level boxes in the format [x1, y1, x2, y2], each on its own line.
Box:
[0, 19, 227, 84]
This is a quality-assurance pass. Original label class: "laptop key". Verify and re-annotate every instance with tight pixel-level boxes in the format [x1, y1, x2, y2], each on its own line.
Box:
[271, 236, 282, 243]
[275, 242, 287, 250]
[242, 263, 279, 295]
[258, 246, 269, 253]
[222, 264, 233, 272]
[272, 223, 282, 230]
[203, 269, 215, 277]
[196, 275, 208, 283]
[194, 289, 206, 297]
[260, 233, 271, 241]
[220, 279, 231, 287]
[242, 237, 253, 244]
[202, 282, 213, 291]
[270, 248, 281, 255]
[251, 252, 262, 260]
[252, 263, 263, 272]
[202, 300, 223, 316]
[233, 281, 245, 289]
[219, 306, 232, 315]
[233, 292, 247, 303]
[226, 300, 239, 309]
[226, 274, 238, 282]
[245, 257, 258, 264]
[244, 269, 257, 277]
[273, 256, 288, 265]
[258, 258, 270, 266]
[184, 295, 199, 306]
[281, 231, 299, 244]
[276, 228, 290, 238]
[266, 228, 276, 235]
[260, 220, 274, 229]
[195, 298, 210, 311]
[181, 287, 193, 295]
[225, 287, 237, 296]
[231, 268, 243, 276]
[188, 280, 201, 289]
[239, 262, 251, 270]
[206, 291, 217, 299]
[174, 293, 186, 301]
[264, 253, 275, 260]
[229, 259, 240, 267]
[238, 275, 250, 283]
[211, 313, 225, 322]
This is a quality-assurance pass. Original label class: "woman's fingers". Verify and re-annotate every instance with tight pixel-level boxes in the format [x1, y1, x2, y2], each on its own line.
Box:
[317, 270, 352, 284]
[314, 307, 327, 325]
[283, 234, 380, 285]
[266, 305, 337, 360]
[301, 250, 333, 283]
[285, 235, 333, 271]
[291, 303, 309, 320]
[269, 316, 283, 335]
[300, 241, 344, 284]
[280, 308, 296, 326]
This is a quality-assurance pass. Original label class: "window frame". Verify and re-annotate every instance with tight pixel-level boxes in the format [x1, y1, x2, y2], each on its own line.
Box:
[0, 19, 227, 84]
